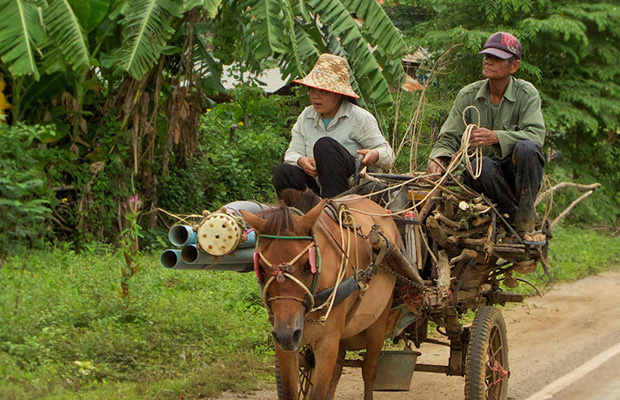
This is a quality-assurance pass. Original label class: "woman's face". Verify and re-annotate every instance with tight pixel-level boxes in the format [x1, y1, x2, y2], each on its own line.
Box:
[309, 88, 343, 119]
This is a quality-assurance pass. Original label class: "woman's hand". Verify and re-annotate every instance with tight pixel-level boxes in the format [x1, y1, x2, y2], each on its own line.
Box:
[356, 149, 379, 166]
[298, 156, 317, 177]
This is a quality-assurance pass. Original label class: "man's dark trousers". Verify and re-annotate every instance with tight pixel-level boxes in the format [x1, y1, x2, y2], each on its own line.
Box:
[464, 140, 545, 232]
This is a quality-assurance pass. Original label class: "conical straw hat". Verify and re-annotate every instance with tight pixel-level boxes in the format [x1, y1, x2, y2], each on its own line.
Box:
[293, 53, 359, 98]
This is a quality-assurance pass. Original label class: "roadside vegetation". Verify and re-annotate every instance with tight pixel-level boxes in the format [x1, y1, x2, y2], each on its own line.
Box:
[1, 227, 619, 400]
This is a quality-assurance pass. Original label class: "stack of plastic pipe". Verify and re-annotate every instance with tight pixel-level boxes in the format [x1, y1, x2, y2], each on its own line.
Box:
[160, 224, 255, 272]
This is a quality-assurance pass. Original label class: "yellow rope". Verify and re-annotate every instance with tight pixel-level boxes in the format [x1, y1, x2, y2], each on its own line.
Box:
[155, 207, 203, 225]
[460, 105, 483, 179]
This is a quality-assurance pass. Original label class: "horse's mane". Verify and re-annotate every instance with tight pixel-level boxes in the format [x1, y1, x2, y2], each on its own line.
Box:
[257, 205, 296, 235]
[280, 188, 321, 213]
[256, 189, 321, 235]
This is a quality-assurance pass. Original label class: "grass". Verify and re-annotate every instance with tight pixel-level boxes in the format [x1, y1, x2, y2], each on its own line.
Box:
[508, 225, 620, 297]
[0, 246, 272, 400]
[1, 226, 620, 399]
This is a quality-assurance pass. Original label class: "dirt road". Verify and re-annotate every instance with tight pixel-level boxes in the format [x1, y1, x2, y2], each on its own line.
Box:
[217, 268, 620, 400]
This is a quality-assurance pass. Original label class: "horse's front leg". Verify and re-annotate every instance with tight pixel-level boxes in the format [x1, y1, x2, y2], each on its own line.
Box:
[326, 343, 346, 399]
[276, 345, 300, 400]
[308, 339, 340, 400]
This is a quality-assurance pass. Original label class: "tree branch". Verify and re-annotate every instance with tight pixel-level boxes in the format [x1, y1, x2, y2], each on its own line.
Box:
[535, 182, 601, 206]
[550, 190, 594, 229]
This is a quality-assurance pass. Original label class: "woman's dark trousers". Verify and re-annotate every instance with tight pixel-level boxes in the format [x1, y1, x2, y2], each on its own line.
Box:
[272, 137, 356, 198]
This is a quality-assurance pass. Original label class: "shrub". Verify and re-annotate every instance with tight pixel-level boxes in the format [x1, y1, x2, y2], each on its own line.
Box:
[0, 124, 57, 258]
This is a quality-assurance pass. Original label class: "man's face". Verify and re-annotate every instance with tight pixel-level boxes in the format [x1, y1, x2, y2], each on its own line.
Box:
[482, 54, 520, 80]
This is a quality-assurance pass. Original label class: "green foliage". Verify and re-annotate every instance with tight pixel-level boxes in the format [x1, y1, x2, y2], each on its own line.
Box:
[0, 124, 56, 257]
[114, 0, 181, 80]
[200, 87, 297, 209]
[44, 0, 91, 71]
[393, 0, 620, 224]
[119, 194, 144, 309]
[510, 226, 620, 296]
[245, 0, 408, 107]
[0, 0, 412, 246]
[0, 248, 272, 399]
[0, 0, 45, 79]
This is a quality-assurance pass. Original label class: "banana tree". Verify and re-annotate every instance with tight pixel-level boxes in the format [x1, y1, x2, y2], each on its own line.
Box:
[0, 0, 409, 236]
[244, 0, 408, 107]
[0, 0, 407, 115]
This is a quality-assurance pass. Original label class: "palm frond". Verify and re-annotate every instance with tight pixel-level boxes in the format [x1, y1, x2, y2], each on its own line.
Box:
[246, 0, 319, 80]
[343, 0, 407, 58]
[0, 0, 45, 79]
[308, 0, 397, 107]
[44, 0, 90, 71]
[193, 31, 227, 93]
[115, 0, 182, 79]
[184, 0, 223, 17]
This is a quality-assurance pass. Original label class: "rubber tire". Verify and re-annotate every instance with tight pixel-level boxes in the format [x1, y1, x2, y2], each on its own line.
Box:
[465, 306, 509, 400]
[275, 349, 314, 400]
[275, 356, 284, 400]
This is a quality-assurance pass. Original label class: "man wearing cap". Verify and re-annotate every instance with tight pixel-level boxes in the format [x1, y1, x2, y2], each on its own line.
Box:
[426, 32, 546, 238]
[272, 53, 395, 198]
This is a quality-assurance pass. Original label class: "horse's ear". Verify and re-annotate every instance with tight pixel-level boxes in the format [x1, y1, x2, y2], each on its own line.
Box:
[299, 199, 327, 232]
[240, 210, 267, 232]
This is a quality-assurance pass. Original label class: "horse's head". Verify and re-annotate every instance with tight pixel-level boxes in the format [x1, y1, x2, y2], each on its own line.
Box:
[241, 199, 326, 352]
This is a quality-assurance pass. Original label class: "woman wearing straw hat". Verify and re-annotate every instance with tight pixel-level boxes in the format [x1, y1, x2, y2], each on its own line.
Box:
[272, 53, 395, 198]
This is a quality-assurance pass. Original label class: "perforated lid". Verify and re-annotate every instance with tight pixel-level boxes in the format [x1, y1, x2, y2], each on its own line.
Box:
[196, 213, 242, 256]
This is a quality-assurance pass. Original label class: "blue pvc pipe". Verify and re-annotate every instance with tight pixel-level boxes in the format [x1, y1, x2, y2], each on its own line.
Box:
[160, 249, 207, 270]
[168, 225, 196, 247]
[239, 229, 256, 249]
[181, 244, 254, 272]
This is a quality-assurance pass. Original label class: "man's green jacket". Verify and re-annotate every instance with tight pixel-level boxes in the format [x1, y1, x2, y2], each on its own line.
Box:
[429, 76, 546, 161]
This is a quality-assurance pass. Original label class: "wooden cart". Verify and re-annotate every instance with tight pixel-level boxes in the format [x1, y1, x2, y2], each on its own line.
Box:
[291, 172, 551, 400]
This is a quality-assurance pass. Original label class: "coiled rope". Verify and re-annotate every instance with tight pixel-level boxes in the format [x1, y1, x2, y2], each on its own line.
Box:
[344, 105, 485, 217]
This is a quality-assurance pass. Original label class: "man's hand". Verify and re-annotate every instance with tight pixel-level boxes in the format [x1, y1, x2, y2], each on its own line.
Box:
[298, 156, 317, 177]
[356, 149, 379, 166]
[470, 127, 499, 146]
[426, 157, 448, 181]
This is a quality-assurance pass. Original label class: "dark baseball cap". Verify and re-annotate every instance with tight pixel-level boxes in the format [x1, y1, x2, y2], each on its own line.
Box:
[479, 32, 522, 60]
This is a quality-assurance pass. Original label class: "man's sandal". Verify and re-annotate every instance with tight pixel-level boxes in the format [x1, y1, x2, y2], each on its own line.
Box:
[522, 230, 546, 246]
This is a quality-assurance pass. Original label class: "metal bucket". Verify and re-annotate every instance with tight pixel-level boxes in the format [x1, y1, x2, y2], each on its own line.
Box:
[372, 350, 421, 391]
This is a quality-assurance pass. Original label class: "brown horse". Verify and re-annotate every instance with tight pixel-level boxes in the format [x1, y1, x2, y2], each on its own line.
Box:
[240, 189, 403, 400]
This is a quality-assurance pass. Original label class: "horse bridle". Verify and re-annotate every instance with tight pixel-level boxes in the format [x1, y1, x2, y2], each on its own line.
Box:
[254, 233, 322, 314]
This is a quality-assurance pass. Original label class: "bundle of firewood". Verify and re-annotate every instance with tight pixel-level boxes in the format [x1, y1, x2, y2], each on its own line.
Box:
[419, 185, 540, 264]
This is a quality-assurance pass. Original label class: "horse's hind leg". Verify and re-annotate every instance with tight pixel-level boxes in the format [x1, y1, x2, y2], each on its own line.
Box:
[362, 302, 392, 400]
[326, 343, 346, 399]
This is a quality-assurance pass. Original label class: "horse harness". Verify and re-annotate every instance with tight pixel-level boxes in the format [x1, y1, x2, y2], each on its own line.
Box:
[253, 202, 389, 322]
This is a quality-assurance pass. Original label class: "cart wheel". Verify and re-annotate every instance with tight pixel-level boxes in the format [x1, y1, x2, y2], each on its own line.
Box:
[465, 306, 509, 400]
[275, 346, 314, 400]
[298, 346, 315, 399]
